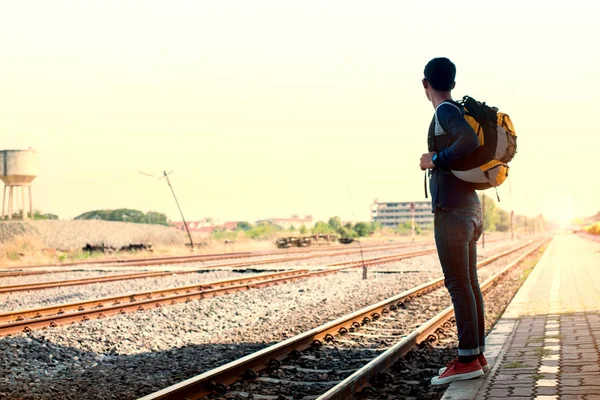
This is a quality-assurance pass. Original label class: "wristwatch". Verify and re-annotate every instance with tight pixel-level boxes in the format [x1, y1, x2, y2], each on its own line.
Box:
[432, 153, 439, 166]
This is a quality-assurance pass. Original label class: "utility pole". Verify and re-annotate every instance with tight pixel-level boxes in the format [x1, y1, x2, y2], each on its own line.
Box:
[410, 202, 415, 242]
[138, 170, 194, 251]
[510, 210, 514, 241]
[346, 181, 366, 280]
[163, 171, 194, 250]
[362, 255, 367, 280]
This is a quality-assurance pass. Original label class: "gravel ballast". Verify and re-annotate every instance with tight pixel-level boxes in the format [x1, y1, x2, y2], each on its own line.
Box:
[0, 244, 446, 313]
[0, 238, 521, 313]
[0, 271, 441, 399]
[0, 239, 532, 399]
[0, 270, 244, 313]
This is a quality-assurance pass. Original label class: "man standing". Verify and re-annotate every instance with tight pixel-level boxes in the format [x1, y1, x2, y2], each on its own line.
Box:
[419, 57, 488, 384]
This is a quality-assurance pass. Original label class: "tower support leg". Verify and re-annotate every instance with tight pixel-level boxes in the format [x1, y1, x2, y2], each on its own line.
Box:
[22, 186, 27, 220]
[2, 185, 6, 219]
[7, 186, 13, 220]
[29, 186, 33, 219]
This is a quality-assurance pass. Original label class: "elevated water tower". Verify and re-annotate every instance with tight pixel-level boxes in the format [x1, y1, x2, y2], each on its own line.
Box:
[0, 150, 39, 220]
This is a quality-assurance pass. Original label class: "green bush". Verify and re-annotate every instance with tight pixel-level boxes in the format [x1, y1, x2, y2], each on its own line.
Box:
[328, 216, 342, 231]
[396, 221, 421, 235]
[353, 222, 373, 237]
[236, 221, 252, 231]
[312, 221, 335, 235]
[74, 209, 168, 226]
[370, 222, 383, 232]
[211, 228, 238, 241]
[338, 226, 357, 238]
[33, 211, 59, 220]
[245, 222, 282, 240]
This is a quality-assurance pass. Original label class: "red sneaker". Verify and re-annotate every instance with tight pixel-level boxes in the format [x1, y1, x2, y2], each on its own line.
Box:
[439, 354, 490, 375]
[478, 354, 490, 373]
[431, 358, 483, 385]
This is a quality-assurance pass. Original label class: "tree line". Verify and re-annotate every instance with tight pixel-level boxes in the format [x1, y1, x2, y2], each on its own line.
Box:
[210, 217, 382, 241]
[74, 209, 169, 226]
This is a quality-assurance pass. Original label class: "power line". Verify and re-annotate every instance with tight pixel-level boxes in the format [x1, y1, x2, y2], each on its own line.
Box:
[138, 170, 194, 251]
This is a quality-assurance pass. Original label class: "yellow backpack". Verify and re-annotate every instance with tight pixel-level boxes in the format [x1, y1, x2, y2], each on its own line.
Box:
[448, 96, 517, 189]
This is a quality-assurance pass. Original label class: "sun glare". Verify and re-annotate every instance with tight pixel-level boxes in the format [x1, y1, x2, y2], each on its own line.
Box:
[543, 197, 576, 228]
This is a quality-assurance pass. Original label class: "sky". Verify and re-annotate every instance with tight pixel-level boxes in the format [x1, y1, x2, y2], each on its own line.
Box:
[1, 0, 598, 224]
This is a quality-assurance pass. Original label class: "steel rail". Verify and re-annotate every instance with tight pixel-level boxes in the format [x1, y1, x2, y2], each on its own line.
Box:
[0, 240, 430, 271]
[0, 246, 439, 294]
[0, 269, 71, 278]
[0, 244, 404, 278]
[0, 269, 311, 325]
[0, 236, 507, 277]
[316, 238, 550, 399]
[0, 242, 417, 280]
[0, 241, 531, 337]
[0, 247, 448, 334]
[0, 270, 325, 336]
[0, 241, 413, 279]
[136, 239, 542, 400]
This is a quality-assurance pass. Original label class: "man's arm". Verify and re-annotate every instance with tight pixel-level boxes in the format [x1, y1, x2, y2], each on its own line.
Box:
[433, 103, 479, 170]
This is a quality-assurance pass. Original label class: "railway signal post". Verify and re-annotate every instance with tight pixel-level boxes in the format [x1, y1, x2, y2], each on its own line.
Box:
[410, 202, 415, 242]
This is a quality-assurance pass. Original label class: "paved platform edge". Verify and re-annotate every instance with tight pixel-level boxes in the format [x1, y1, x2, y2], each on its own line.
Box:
[441, 238, 556, 400]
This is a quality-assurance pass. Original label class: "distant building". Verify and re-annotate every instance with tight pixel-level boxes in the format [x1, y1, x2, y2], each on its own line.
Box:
[170, 220, 240, 236]
[170, 219, 213, 232]
[256, 214, 314, 230]
[222, 221, 239, 231]
[371, 200, 433, 228]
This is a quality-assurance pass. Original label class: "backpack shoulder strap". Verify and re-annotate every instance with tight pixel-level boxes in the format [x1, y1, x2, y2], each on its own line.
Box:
[434, 100, 464, 135]
[427, 116, 435, 152]
[436, 100, 463, 114]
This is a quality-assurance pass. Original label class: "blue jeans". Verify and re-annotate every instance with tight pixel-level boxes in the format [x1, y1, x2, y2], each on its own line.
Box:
[434, 204, 485, 356]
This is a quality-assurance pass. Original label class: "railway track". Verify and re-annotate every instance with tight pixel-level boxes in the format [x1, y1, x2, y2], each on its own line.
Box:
[0, 240, 431, 272]
[0, 247, 439, 294]
[0, 237, 511, 277]
[0, 241, 532, 336]
[0, 246, 456, 336]
[136, 238, 547, 400]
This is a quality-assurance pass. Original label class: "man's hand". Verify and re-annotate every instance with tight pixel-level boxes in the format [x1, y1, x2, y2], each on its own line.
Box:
[420, 152, 436, 170]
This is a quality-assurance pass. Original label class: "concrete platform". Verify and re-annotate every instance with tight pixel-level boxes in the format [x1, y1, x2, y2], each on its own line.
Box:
[442, 234, 600, 400]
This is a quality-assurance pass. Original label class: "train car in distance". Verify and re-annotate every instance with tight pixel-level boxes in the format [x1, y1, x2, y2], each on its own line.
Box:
[274, 233, 340, 248]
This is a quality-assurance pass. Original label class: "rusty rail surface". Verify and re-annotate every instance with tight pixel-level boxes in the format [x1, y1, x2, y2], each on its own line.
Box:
[316, 238, 550, 399]
[0, 269, 321, 336]
[137, 239, 543, 400]
[0, 247, 448, 335]
[0, 245, 439, 294]
[0, 240, 430, 272]
[0, 241, 531, 336]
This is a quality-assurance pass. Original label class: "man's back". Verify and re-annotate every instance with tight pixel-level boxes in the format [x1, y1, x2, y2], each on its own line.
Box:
[427, 100, 479, 211]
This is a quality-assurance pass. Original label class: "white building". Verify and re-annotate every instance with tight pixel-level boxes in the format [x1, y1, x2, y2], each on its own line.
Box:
[255, 215, 314, 230]
[371, 200, 433, 228]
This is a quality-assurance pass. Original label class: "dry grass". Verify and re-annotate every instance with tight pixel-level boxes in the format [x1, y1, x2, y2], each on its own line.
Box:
[0, 221, 514, 267]
[0, 232, 274, 267]
[504, 361, 529, 369]
[0, 234, 47, 264]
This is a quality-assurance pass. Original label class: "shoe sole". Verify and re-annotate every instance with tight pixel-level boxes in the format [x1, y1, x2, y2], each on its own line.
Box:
[439, 364, 490, 375]
[431, 369, 484, 385]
